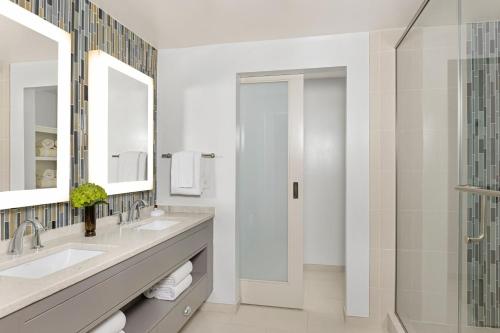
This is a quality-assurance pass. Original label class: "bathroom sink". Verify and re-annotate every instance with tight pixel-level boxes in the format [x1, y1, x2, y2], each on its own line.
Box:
[135, 220, 179, 231]
[0, 248, 105, 279]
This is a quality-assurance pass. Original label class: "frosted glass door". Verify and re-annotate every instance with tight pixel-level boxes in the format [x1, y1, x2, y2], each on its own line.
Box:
[238, 75, 304, 309]
[239, 81, 289, 282]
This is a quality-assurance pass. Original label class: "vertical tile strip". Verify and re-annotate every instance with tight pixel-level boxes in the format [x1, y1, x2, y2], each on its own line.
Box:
[1, 0, 157, 239]
[467, 21, 500, 328]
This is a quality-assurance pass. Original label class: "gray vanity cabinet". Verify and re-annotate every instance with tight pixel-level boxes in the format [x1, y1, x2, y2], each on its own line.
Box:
[0, 219, 213, 333]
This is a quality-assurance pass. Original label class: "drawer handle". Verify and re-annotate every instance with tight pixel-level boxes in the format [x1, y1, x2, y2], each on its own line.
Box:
[183, 305, 192, 316]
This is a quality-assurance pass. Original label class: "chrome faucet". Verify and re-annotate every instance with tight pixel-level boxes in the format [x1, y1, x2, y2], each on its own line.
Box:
[8, 219, 45, 255]
[127, 200, 148, 223]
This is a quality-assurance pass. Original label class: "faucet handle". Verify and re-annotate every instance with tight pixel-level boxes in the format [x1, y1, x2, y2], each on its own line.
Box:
[111, 211, 123, 224]
[31, 218, 44, 250]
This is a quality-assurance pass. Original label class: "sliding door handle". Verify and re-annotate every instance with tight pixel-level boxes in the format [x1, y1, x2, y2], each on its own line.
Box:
[293, 182, 299, 199]
[466, 194, 486, 243]
[455, 186, 489, 243]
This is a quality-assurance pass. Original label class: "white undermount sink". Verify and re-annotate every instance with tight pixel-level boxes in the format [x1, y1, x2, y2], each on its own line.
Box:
[0, 248, 105, 279]
[135, 220, 179, 231]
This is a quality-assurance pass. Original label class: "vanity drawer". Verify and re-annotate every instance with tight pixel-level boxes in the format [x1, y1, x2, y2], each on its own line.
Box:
[152, 275, 210, 333]
[19, 223, 211, 333]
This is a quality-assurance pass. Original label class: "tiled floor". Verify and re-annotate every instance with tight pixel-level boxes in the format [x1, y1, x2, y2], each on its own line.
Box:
[181, 268, 386, 333]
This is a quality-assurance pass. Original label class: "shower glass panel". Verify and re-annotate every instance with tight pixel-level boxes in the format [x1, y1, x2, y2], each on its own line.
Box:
[396, 0, 460, 332]
[238, 81, 289, 282]
[460, 1, 500, 331]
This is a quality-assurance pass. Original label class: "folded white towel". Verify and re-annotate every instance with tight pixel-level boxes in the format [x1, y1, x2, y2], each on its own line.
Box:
[156, 261, 193, 287]
[37, 178, 57, 188]
[171, 151, 202, 196]
[39, 147, 57, 157]
[144, 274, 193, 301]
[42, 169, 56, 179]
[89, 311, 126, 333]
[41, 138, 55, 149]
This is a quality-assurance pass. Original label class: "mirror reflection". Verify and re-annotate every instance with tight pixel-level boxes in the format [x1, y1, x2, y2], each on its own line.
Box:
[0, 12, 58, 192]
[108, 67, 148, 183]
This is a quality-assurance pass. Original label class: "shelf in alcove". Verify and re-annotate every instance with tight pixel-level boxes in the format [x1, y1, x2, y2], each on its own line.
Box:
[35, 126, 57, 134]
[36, 156, 57, 161]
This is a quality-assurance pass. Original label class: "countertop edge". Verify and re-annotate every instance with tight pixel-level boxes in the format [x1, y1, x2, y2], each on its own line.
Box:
[0, 211, 214, 319]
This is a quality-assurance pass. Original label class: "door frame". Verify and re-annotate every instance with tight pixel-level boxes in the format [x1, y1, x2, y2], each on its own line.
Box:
[238, 74, 304, 309]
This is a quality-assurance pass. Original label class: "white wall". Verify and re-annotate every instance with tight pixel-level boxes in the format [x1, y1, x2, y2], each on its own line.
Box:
[157, 32, 370, 316]
[304, 77, 346, 266]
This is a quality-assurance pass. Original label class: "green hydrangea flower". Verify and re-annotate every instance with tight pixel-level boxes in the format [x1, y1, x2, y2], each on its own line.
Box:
[70, 183, 108, 208]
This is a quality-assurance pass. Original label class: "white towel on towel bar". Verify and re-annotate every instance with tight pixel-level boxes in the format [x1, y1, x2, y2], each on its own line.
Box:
[117, 151, 141, 182]
[89, 310, 126, 333]
[156, 261, 193, 287]
[137, 152, 147, 181]
[144, 274, 193, 301]
[171, 151, 194, 188]
[171, 151, 202, 196]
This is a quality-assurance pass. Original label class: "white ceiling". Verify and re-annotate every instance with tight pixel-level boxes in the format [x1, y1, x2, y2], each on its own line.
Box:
[91, 0, 423, 49]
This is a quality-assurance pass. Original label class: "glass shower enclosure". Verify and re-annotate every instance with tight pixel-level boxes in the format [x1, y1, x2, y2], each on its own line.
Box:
[396, 0, 500, 332]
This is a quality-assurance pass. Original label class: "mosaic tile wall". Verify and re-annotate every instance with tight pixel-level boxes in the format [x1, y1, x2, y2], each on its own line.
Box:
[0, 0, 157, 240]
[466, 21, 500, 328]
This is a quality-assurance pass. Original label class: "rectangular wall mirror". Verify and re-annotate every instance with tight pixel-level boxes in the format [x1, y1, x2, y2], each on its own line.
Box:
[88, 50, 154, 195]
[0, 0, 71, 209]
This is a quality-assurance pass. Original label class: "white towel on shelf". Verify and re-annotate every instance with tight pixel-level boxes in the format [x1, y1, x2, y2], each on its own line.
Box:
[157, 261, 193, 287]
[171, 151, 202, 196]
[37, 178, 57, 188]
[89, 310, 126, 333]
[39, 147, 57, 157]
[42, 169, 56, 179]
[41, 138, 55, 149]
[144, 274, 193, 301]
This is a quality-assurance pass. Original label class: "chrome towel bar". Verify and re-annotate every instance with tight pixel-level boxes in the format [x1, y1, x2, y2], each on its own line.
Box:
[161, 153, 215, 159]
[455, 185, 500, 243]
[455, 185, 500, 197]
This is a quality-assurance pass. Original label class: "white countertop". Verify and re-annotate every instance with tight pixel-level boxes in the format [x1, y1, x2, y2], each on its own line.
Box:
[0, 207, 214, 319]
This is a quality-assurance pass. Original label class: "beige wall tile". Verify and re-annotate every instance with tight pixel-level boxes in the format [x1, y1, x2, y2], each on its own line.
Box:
[369, 28, 399, 325]
[379, 52, 396, 93]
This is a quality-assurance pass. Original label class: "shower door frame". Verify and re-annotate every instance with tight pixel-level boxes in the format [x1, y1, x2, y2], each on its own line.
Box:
[394, 1, 432, 331]
[394, 0, 464, 332]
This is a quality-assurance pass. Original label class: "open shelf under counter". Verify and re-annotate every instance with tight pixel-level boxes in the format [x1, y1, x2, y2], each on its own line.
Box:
[123, 272, 208, 333]
[123, 245, 212, 333]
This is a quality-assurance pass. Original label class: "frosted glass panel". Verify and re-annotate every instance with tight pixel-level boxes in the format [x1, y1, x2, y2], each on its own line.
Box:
[239, 81, 289, 282]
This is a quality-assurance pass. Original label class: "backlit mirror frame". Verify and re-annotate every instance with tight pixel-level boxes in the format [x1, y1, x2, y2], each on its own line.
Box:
[88, 50, 154, 195]
[0, 0, 71, 210]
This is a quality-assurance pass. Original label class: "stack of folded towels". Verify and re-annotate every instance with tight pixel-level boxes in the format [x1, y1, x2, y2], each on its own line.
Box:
[89, 310, 126, 333]
[37, 169, 57, 188]
[38, 138, 57, 157]
[144, 261, 193, 301]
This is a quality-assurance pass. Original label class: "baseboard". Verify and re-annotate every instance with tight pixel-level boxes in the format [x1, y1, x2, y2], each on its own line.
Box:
[200, 301, 240, 313]
[304, 264, 345, 272]
[386, 313, 405, 333]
